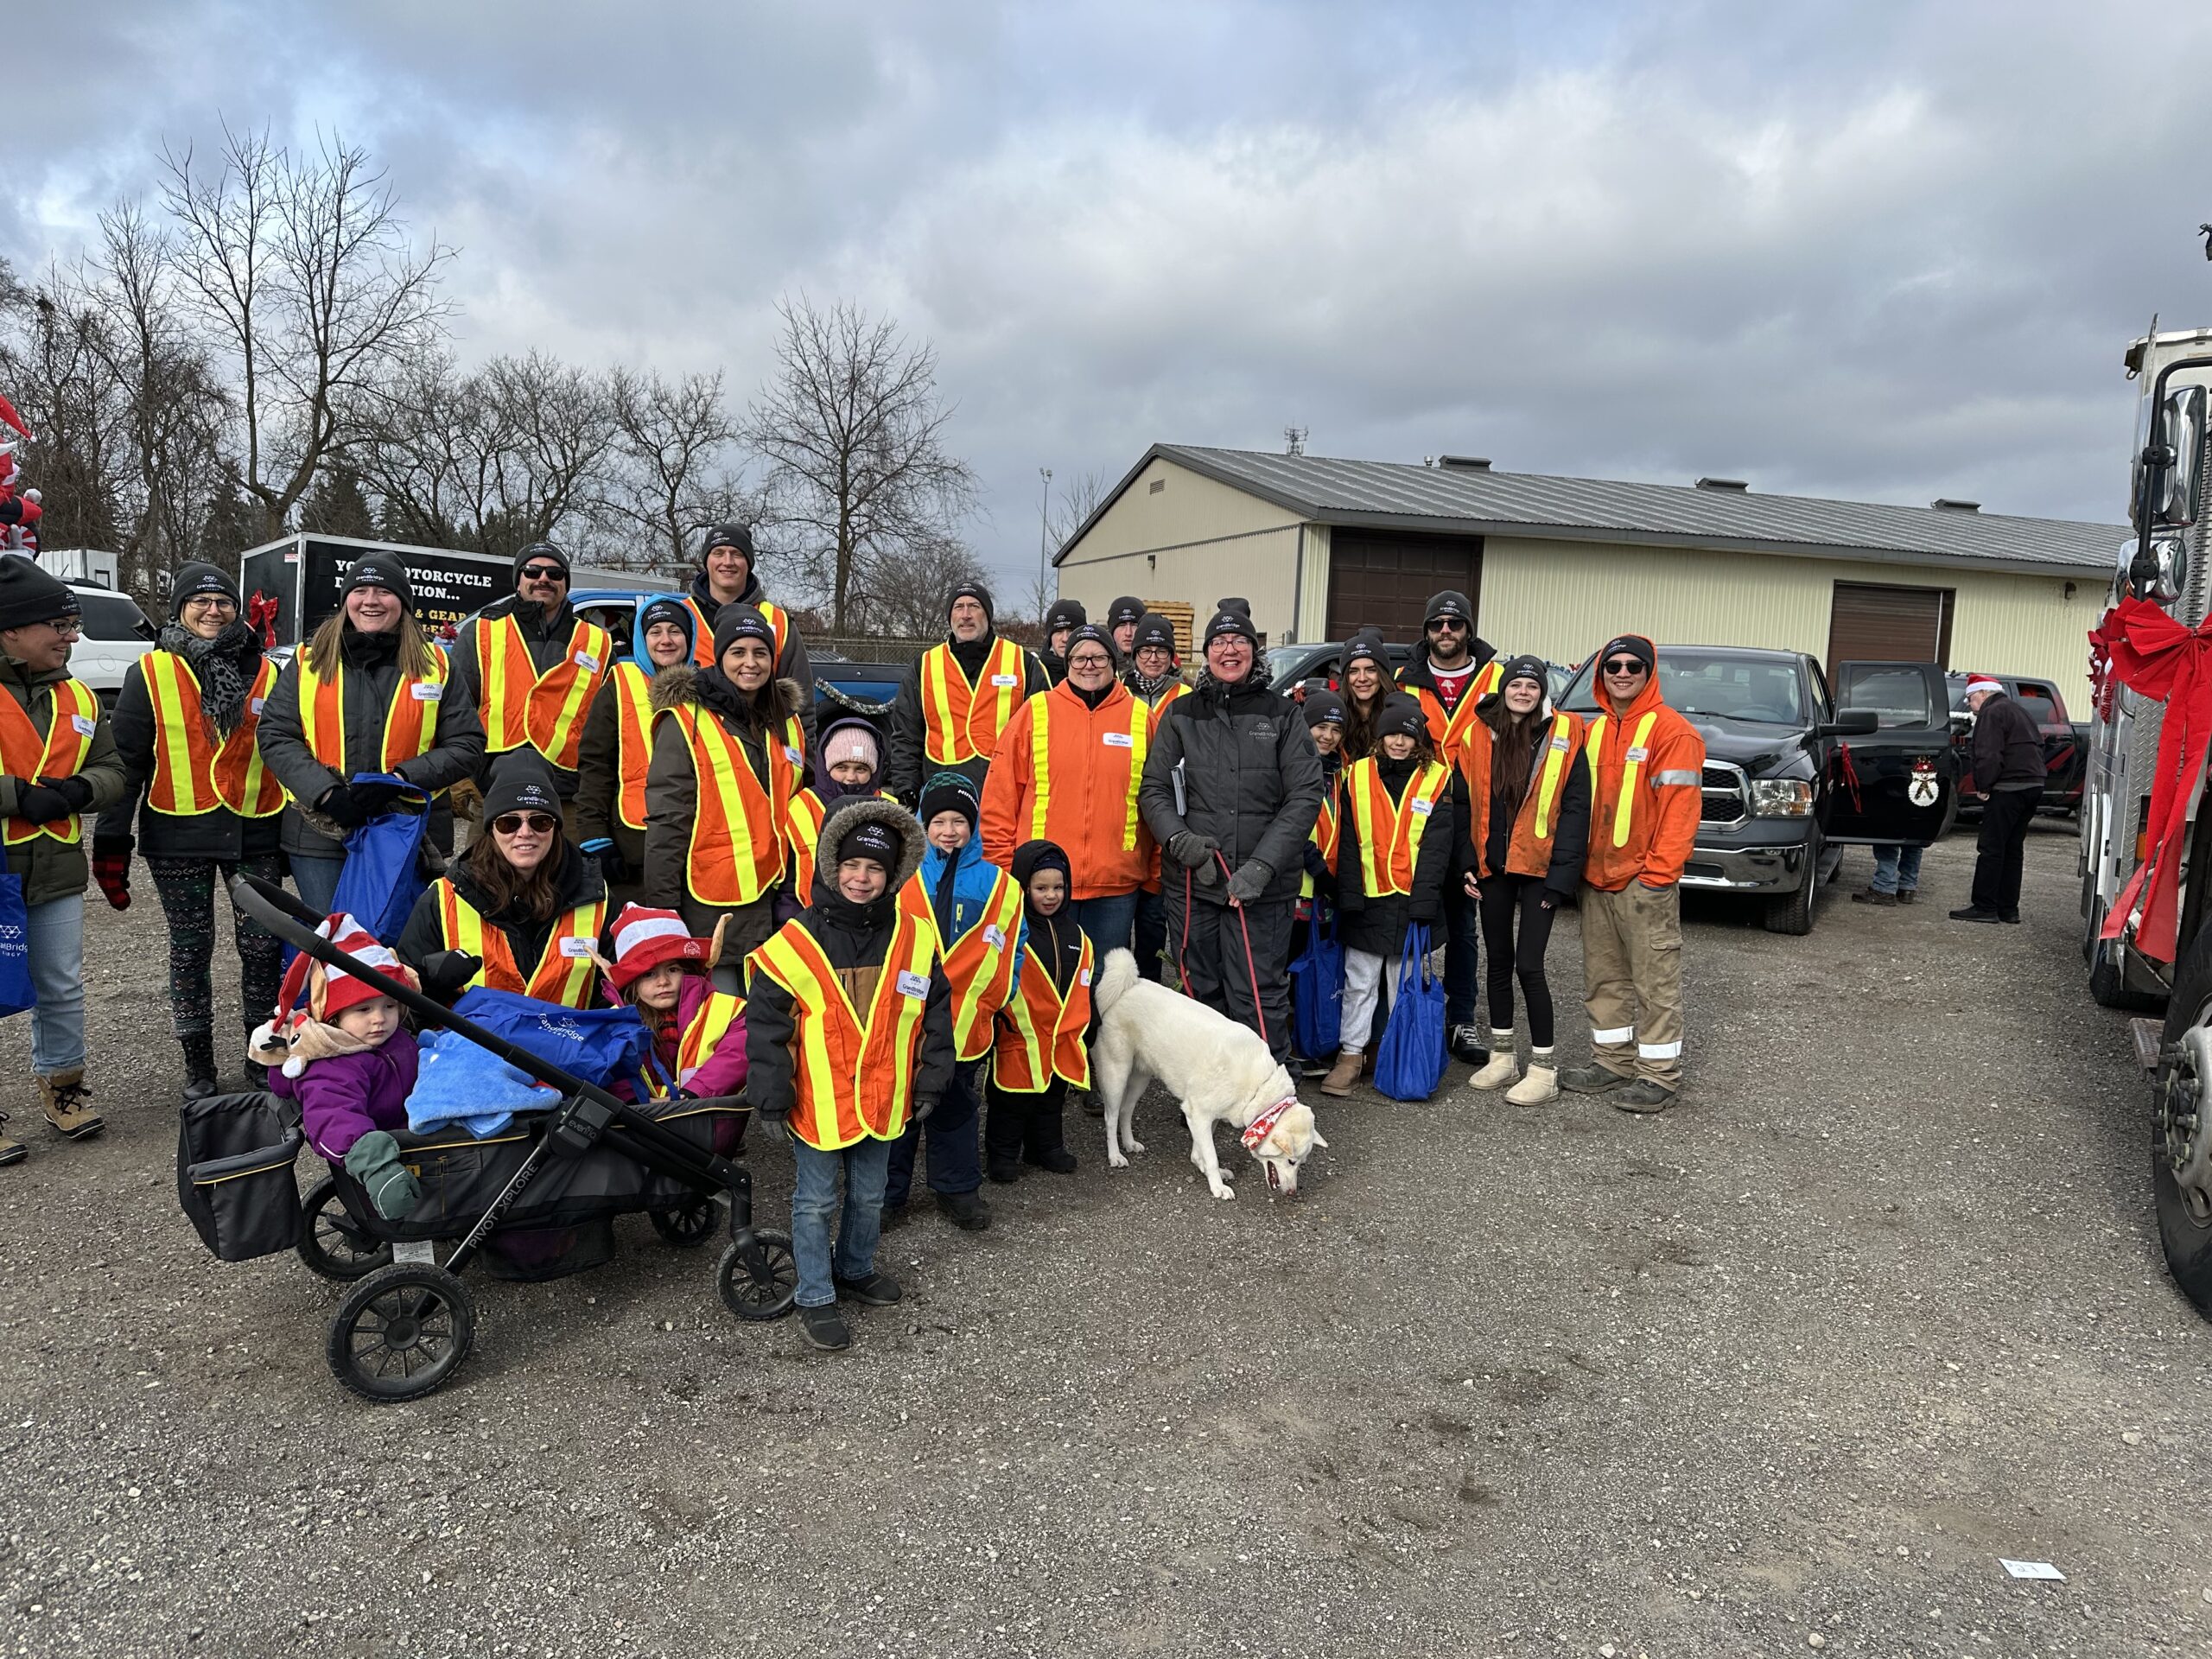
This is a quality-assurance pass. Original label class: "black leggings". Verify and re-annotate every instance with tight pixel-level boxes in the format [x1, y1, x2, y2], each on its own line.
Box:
[1477, 873, 1557, 1048]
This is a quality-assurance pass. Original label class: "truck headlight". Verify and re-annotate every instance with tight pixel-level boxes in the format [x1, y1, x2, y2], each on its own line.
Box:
[1750, 779, 1815, 817]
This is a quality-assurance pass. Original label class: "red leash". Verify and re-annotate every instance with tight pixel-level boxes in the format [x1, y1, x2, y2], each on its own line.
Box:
[1176, 850, 1271, 1047]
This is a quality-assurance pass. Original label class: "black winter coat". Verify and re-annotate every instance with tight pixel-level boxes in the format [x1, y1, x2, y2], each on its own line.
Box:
[640, 666, 808, 914]
[1138, 672, 1325, 909]
[886, 632, 1050, 801]
[1337, 758, 1462, 957]
[396, 839, 607, 982]
[1970, 692, 2045, 793]
[94, 649, 283, 861]
[257, 628, 486, 861]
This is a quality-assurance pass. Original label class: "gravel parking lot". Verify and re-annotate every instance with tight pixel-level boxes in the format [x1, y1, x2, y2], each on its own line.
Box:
[4, 821, 2209, 1658]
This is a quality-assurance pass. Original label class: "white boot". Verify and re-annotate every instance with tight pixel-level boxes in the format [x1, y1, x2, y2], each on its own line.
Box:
[1505, 1047, 1558, 1106]
[1467, 1031, 1519, 1091]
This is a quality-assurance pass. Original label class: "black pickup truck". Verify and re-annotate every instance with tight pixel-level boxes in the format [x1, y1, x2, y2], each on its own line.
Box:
[1560, 646, 1956, 935]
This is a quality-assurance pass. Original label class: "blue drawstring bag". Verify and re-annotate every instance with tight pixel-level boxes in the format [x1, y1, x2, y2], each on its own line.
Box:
[0, 873, 35, 1017]
[448, 988, 655, 1096]
[1373, 924, 1447, 1102]
[330, 773, 431, 944]
[1289, 903, 1344, 1058]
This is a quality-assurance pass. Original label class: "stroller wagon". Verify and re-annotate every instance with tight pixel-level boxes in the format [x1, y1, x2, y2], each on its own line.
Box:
[177, 873, 797, 1403]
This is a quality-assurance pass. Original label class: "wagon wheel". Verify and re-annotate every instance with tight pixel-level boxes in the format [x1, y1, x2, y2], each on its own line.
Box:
[717, 1230, 798, 1322]
[327, 1263, 476, 1403]
[296, 1174, 393, 1281]
[649, 1196, 720, 1249]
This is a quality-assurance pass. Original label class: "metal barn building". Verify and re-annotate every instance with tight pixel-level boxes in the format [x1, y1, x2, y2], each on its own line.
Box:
[1052, 445, 2125, 709]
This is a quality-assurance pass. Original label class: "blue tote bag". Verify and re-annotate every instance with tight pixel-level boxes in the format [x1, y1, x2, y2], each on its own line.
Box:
[1289, 904, 1344, 1058]
[1373, 924, 1447, 1102]
[0, 873, 35, 1017]
[448, 988, 655, 1095]
[330, 774, 430, 943]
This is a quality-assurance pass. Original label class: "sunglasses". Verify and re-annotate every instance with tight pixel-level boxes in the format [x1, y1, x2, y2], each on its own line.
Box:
[1427, 617, 1468, 631]
[518, 564, 567, 582]
[493, 812, 559, 836]
[1602, 658, 1648, 675]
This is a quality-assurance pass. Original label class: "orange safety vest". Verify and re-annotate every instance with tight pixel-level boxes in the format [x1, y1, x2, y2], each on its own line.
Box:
[480, 613, 612, 771]
[669, 704, 792, 907]
[143, 652, 284, 819]
[993, 930, 1094, 1092]
[1405, 660, 1503, 764]
[0, 677, 99, 846]
[1022, 687, 1150, 850]
[919, 637, 1027, 766]
[1301, 772, 1342, 900]
[747, 891, 939, 1150]
[674, 989, 745, 1090]
[927, 865, 1025, 1063]
[1459, 711, 1586, 880]
[1345, 756, 1451, 898]
[292, 645, 448, 791]
[435, 880, 607, 1009]
[605, 661, 659, 831]
[683, 595, 791, 669]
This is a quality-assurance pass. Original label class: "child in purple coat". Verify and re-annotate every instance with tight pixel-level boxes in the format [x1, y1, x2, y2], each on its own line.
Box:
[251, 914, 424, 1219]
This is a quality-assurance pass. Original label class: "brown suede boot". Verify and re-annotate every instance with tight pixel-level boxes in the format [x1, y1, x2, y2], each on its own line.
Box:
[39, 1070, 103, 1141]
[1319, 1052, 1363, 1097]
[0, 1109, 23, 1166]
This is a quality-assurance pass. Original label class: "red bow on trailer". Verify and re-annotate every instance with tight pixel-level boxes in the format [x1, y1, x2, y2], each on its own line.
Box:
[246, 590, 281, 649]
[2091, 596, 2212, 962]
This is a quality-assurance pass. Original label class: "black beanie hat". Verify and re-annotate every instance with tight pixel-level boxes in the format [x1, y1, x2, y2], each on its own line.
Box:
[1204, 604, 1258, 649]
[170, 560, 241, 619]
[480, 752, 563, 823]
[1062, 622, 1117, 667]
[0, 555, 77, 632]
[712, 602, 778, 664]
[341, 554, 414, 609]
[1302, 689, 1347, 728]
[1106, 595, 1146, 631]
[918, 769, 981, 830]
[1009, 838, 1071, 889]
[1132, 612, 1178, 656]
[1424, 589, 1473, 626]
[639, 596, 691, 635]
[1376, 693, 1427, 741]
[701, 523, 754, 565]
[836, 817, 902, 873]
[1500, 653, 1549, 690]
[515, 540, 569, 580]
[1598, 634, 1655, 672]
[1339, 630, 1385, 675]
[948, 582, 995, 628]
[1043, 597, 1086, 637]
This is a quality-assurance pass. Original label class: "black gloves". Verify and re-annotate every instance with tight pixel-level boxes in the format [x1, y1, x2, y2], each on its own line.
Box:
[420, 950, 482, 1007]
[316, 785, 370, 830]
[345, 779, 409, 819]
[45, 774, 95, 811]
[1224, 858, 1274, 906]
[581, 838, 632, 887]
[14, 783, 74, 824]
[1166, 830, 1217, 870]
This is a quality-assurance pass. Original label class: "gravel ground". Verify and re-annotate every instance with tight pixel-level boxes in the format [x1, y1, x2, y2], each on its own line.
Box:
[4, 822, 2209, 1659]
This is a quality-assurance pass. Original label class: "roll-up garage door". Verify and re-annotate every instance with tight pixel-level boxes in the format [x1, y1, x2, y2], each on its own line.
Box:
[1825, 582, 1952, 677]
[1325, 532, 1483, 644]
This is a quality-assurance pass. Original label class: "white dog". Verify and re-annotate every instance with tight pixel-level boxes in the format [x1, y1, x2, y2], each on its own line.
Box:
[1090, 948, 1327, 1200]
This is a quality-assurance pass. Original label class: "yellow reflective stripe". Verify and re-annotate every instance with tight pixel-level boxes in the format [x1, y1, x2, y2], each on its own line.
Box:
[1613, 711, 1658, 849]
[1029, 695, 1052, 842]
[921, 648, 954, 764]
[144, 654, 207, 816]
[1121, 693, 1149, 852]
[986, 639, 1021, 742]
[439, 885, 487, 989]
[1532, 714, 1570, 840]
[751, 933, 851, 1147]
[539, 621, 612, 763]
[1586, 715, 1606, 797]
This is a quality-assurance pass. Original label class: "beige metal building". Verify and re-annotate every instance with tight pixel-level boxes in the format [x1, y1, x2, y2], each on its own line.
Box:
[1053, 445, 2124, 710]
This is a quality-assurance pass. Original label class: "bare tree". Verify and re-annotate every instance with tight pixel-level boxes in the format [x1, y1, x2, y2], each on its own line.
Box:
[606, 366, 759, 573]
[851, 531, 989, 639]
[162, 123, 451, 542]
[745, 296, 979, 632]
[1047, 467, 1111, 555]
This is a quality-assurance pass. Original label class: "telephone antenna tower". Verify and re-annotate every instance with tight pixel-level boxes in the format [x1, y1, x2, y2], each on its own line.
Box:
[1283, 425, 1308, 456]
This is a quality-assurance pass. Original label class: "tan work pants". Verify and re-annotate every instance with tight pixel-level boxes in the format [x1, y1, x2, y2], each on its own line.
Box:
[1579, 880, 1684, 1090]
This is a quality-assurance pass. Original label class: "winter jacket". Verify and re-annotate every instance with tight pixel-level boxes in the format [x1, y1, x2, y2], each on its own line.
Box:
[640, 666, 807, 913]
[1461, 701, 1592, 899]
[634, 969, 749, 1099]
[741, 798, 957, 1117]
[1137, 668, 1325, 909]
[572, 603, 699, 885]
[448, 595, 609, 798]
[1397, 639, 1500, 762]
[396, 839, 608, 982]
[1970, 691, 2045, 793]
[94, 647, 283, 862]
[1581, 637, 1706, 893]
[0, 654, 127, 906]
[257, 627, 486, 861]
[1336, 755, 1462, 957]
[276, 1027, 422, 1162]
[978, 680, 1154, 898]
[685, 572, 818, 757]
[886, 632, 1050, 801]
[918, 833, 1027, 992]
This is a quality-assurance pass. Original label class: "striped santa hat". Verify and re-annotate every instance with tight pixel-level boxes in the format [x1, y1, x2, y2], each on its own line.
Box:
[605, 904, 723, 991]
[272, 912, 419, 1023]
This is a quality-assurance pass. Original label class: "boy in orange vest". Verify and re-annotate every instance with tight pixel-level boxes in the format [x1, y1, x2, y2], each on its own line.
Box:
[987, 840, 1091, 1179]
[744, 800, 954, 1352]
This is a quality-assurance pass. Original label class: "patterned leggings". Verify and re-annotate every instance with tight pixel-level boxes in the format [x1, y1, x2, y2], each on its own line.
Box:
[146, 854, 286, 1039]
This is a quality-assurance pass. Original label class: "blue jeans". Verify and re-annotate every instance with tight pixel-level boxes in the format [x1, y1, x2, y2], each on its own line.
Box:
[789, 1133, 893, 1308]
[27, 893, 86, 1076]
[884, 1059, 982, 1205]
[290, 853, 344, 917]
[1067, 890, 1139, 964]
[1870, 844, 1923, 895]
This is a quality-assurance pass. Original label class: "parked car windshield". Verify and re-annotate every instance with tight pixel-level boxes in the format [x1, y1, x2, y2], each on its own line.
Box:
[1564, 649, 1804, 725]
[76, 590, 156, 643]
[1834, 664, 1936, 728]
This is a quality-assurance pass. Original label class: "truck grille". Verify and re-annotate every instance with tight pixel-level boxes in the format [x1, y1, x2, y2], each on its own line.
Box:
[1700, 763, 1749, 825]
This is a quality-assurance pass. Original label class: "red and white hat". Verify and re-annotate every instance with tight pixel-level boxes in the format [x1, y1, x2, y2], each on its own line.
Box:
[1963, 674, 2003, 700]
[272, 912, 418, 1021]
[605, 904, 719, 991]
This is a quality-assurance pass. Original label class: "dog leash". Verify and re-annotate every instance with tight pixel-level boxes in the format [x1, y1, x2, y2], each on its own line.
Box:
[1175, 851, 1271, 1049]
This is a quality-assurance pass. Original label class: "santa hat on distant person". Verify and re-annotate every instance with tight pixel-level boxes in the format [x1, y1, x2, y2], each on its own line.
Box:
[1963, 675, 2004, 700]
[601, 903, 725, 992]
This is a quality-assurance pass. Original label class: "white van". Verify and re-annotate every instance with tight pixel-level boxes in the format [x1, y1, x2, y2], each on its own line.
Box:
[66, 585, 156, 706]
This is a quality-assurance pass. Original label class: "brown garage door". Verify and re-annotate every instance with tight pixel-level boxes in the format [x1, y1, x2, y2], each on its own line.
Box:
[1326, 532, 1483, 644]
[1826, 581, 1952, 675]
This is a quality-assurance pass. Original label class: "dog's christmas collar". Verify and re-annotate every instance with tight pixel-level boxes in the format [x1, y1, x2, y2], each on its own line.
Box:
[1241, 1096, 1297, 1150]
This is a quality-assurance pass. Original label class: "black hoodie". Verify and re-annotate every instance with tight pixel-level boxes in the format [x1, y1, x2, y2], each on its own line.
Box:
[1010, 840, 1085, 995]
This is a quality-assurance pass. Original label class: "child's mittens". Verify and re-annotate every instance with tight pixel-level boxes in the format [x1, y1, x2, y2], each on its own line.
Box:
[344, 1130, 423, 1220]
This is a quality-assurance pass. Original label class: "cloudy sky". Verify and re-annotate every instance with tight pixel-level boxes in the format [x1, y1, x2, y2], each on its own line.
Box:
[13, 0, 2209, 594]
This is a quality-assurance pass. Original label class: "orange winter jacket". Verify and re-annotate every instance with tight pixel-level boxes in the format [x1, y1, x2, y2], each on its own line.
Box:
[980, 681, 1154, 899]
[1581, 640, 1706, 892]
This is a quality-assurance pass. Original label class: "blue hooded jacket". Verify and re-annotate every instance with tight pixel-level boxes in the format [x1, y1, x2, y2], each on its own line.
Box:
[632, 594, 696, 666]
[918, 832, 1025, 995]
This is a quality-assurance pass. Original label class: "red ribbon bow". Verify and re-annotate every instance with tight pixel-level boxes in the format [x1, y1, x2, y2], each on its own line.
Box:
[2091, 596, 2212, 962]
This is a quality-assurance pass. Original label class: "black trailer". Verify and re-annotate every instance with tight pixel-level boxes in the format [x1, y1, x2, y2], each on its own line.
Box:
[237, 532, 513, 646]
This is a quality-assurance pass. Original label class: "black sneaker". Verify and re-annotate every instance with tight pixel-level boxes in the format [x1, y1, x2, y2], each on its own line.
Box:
[1027, 1147, 1078, 1174]
[1559, 1064, 1630, 1096]
[1848, 887, 1897, 907]
[1613, 1079, 1678, 1114]
[937, 1190, 993, 1231]
[986, 1160, 1023, 1184]
[1999, 911, 2022, 925]
[1948, 906, 2001, 924]
[833, 1269, 903, 1306]
[798, 1304, 851, 1351]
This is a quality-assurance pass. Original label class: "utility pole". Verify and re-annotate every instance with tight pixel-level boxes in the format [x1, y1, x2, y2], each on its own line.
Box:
[1038, 466, 1053, 605]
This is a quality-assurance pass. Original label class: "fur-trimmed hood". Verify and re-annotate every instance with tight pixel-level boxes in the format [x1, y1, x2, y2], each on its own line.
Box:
[649, 662, 805, 725]
[812, 794, 926, 903]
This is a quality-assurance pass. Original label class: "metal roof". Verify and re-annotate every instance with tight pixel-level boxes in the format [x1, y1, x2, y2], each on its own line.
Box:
[1063, 444, 2126, 578]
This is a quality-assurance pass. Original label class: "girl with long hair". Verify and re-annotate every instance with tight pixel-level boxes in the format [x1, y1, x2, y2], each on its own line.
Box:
[1338, 629, 1392, 760]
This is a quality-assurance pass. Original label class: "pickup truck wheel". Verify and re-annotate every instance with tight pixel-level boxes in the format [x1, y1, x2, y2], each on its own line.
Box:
[1762, 839, 1819, 936]
[2087, 900, 2162, 1012]
[2154, 923, 2212, 1312]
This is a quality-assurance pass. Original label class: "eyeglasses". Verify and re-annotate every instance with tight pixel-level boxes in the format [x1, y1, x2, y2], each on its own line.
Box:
[1602, 658, 1648, 676]
[492, 812, 559, 836]
[44, 620, 82, 638]
[518, 564, 566, 582]
[1067, 653, 1113, 671]
[1427, 617, 1468, 632]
